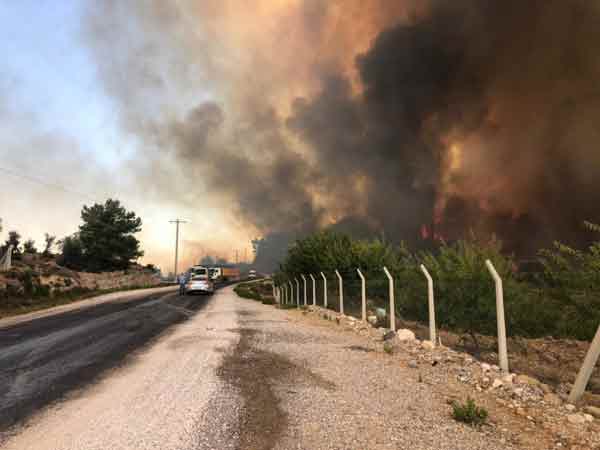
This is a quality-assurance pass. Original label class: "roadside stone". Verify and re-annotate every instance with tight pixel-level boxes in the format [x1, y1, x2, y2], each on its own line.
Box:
[544, 393, 562, 406]
[565, 404, 576, 412]
[516, 374, 540, 386]
[513, 387, 524, 397]
[421, 340, 434, 350]
[396, 329, 416, 342]
[367, 315, 377, 326]
[502, 373, 515, 385]
[481, 363, 491, 372]
[583, 406, 600, 419]
[408, 360, 418, 369]
[492, 379, 504, 389]
[539, 383, 553, 394]
[567, 413, 586, 425]
[584, 414, 594, 422]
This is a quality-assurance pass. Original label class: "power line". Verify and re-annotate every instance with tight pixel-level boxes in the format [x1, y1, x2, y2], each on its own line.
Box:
[0, 165, 102, 202]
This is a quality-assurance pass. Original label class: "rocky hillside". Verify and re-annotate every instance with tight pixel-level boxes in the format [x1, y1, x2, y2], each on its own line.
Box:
[0, 253, 161, 316]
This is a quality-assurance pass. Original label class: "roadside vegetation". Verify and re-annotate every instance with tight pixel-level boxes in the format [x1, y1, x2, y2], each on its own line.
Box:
[0, 199, 160, 317]
[451, 398, 488, 426]
[275, 225, 600, 341]
[235, 280, 275, 305]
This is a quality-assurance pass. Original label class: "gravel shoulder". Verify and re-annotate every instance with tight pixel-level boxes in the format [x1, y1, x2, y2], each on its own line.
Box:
[219, 299, 525, 450]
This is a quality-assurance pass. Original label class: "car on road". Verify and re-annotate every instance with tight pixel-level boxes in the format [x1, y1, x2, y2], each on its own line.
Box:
[185, 265, 215, 295]
[185, 276, 215, 295]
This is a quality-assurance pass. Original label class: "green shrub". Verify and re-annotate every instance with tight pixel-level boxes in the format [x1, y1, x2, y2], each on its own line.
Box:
[419, 235, 525, 340]
[535, 222, 600, 340]
[275, 226, 600, 341]
[451, 398, 488, 426]
[234, 283, 262, 301]
[383, 341, 394, 354]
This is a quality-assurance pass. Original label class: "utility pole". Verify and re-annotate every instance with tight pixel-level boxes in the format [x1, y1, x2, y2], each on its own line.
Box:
[169, 219, 187, 282]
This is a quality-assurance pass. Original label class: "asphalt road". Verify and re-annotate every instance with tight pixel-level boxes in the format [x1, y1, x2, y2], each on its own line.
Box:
[0, 286, 212, 433]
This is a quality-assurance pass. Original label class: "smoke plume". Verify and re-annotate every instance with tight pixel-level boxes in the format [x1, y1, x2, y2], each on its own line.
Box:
[85, 0, 600, 262]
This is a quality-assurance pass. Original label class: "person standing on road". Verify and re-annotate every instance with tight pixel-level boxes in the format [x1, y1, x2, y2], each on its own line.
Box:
[178, 273, 187, 295]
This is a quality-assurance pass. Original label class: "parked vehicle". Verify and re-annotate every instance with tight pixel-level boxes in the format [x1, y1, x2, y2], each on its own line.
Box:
[220, 266, 241, 282]
[248, 269, 257, 279]
[185, 265, 214, 294]
[209, 267, 222, 281]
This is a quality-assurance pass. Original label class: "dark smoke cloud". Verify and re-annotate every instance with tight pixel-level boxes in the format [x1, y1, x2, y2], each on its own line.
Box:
[169, 101, 322, 232]
[85, 0, 600, 266]
[289, 0, 600, 254]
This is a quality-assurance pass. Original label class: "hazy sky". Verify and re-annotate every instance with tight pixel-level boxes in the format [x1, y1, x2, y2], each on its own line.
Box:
[0, 0, 253, 272]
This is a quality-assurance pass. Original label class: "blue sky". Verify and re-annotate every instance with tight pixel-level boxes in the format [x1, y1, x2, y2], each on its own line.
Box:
[0, 0, 130, 168]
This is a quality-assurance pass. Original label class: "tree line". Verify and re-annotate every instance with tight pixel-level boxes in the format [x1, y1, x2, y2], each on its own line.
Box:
[275, 225, 600, 342]
[1, 199, 144, 272]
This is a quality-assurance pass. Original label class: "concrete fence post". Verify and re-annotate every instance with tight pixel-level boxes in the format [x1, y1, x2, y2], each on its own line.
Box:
[301, 274, 308, 305]
[356, 268, 366, 321]
[485, 260, 509, 373]
[420, 264, 437, 346]
[569, 323, 600, 403]
[335, 270, 344, 315]
[310, 274, 316, 306]
[320, 272, 328, 308]
[383, 266, 395, 331]
[295, 278, 300, 308]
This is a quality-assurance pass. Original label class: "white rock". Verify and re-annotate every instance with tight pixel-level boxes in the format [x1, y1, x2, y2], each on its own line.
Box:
[481, 363, 491, 372]
[513, 388, 524, 397]
[407, 360, 418, 369]
[584, 406, 600, 418]
[515, 374, 540, 386]
[367, 315, 378, 326]
[544, 393, 562, 406]
[502, 374, 515, 384]
[396, 329, 416, 342]
[584, 414, 594, 422]
[492, 378, 504, 389]
[565, 404, 576, 412]
[567, 413, 586, 425]
[421, 340, 434, 350]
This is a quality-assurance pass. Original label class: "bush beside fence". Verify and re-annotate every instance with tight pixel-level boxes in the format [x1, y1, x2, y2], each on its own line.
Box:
[273, 229, 600, 342]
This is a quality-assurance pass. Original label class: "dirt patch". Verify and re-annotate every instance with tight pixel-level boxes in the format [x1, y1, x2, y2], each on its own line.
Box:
[398, 318, 600, 396]
[217, 324, 335, 450]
